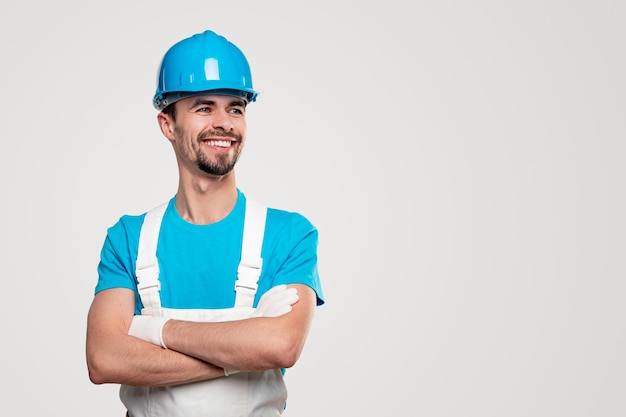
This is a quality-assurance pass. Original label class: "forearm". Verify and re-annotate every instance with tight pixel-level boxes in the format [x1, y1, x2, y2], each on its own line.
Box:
[162, 285, 316, 371]
[163, 317, 290, 371]
[88, 333, 225, 387]
[86, 288, 226, 387]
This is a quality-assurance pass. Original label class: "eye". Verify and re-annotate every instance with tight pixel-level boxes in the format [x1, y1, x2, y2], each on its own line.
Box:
[229, 107, 245, 115]
[197, 106, 211, 113]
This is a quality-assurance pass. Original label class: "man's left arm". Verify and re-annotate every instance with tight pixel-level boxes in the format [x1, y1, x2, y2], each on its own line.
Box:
[161, 283, 317, 372]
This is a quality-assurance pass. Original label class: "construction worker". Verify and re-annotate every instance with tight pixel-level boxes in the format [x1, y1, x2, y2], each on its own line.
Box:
[86, 29, 324, 417]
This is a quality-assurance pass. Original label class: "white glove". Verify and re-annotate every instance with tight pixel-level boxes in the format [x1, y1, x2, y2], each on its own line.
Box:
[252, 284, 299, 318]
[128, 315, 171, 348]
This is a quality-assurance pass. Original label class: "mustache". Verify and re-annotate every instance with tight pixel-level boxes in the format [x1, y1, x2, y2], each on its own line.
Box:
[198, 130, 240, 141]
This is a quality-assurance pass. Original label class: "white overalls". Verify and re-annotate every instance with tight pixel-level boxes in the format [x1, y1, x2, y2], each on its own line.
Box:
[121, 199, 288, 417]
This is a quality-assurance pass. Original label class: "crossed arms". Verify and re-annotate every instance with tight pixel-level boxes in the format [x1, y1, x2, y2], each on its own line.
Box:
[86, 284, 315, 387]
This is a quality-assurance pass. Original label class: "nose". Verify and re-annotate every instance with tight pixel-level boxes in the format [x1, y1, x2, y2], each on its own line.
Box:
[212, 110, 234, 132]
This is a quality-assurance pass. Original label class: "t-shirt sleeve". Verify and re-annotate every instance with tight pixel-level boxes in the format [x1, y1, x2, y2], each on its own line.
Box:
[94, 217, 140, 295]
[270, 212, 325, 306]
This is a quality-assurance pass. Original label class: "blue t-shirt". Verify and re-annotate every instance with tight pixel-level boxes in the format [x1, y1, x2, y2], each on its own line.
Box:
[96, 190, 324, 314]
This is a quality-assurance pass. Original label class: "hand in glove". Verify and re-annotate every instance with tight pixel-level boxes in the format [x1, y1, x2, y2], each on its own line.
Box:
[252, 284, 299, 318]
[128, 315, 170, 348]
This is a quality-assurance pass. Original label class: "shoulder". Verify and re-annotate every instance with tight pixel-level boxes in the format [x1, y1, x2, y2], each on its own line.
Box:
[102, 213, 146, 256]
[264, 206, 319, 251]
[242, 192, 316, 234]
[107, 212, 145, 237]
[108, 198, 175, 235]
[104, 198, 174, 246]
[266, 206, 316, 232]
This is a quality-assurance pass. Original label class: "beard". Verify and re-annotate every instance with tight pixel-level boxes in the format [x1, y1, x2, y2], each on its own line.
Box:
[197, 147, 241, 176]
[172, 124, 244, 176]
[190, 128, 243, 176]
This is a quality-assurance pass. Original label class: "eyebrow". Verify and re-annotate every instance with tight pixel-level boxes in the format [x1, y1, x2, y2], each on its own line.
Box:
[189, 98, 246, 108]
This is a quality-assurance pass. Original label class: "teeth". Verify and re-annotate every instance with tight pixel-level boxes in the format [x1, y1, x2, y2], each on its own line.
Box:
[204, 140, 231, 147]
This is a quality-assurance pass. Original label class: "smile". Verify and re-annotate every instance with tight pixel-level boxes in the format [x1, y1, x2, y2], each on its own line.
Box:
[202, 139, 233, 148]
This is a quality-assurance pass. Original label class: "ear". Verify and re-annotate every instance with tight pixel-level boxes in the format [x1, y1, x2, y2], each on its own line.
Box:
[157, 112, 176, 141]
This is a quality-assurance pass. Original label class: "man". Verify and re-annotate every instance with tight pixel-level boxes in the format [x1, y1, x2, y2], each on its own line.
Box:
[86, 29, 324, 417]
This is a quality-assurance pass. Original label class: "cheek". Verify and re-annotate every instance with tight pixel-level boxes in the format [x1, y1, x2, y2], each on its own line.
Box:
[237, 123, 247, 141]
[171, 129, 197, 154]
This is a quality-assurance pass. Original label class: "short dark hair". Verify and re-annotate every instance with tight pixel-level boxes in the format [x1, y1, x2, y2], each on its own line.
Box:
[162, 103, 177, 121]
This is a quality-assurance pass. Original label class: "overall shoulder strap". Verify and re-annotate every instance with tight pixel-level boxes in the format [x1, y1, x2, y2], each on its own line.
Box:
[135, 198, 267, 312]
[234, 199, 268, 308]
[135, 201, 168, 316]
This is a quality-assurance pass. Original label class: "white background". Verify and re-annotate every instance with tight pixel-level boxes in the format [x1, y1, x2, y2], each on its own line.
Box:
[1, 1, 624, 416]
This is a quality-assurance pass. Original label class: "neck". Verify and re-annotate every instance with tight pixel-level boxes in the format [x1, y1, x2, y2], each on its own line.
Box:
[175, 171, 238, 225]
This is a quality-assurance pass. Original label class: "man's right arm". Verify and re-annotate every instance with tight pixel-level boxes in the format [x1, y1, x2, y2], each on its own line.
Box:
[86, 288, 225, 387]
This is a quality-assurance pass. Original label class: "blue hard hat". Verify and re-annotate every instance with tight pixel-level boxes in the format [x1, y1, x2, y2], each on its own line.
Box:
[153, 30, 258, 111]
